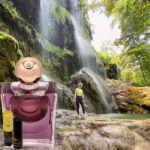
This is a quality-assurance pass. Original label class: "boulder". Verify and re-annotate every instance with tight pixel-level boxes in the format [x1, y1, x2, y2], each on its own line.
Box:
[66, 68, 112, 113]
[57, 84, 75, 109]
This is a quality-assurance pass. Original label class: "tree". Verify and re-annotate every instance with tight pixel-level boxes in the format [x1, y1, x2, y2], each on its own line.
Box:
[97, 51, 119, 79]
[92, 0, 150, 85]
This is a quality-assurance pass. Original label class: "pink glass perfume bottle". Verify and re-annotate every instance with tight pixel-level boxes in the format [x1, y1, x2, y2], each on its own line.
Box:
[1, 57, 57, 148]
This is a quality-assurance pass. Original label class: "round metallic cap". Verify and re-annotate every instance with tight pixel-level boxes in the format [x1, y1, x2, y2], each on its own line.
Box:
[15, 57, 43, 83]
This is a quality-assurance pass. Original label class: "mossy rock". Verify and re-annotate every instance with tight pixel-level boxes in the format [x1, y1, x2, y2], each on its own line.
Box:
[52, 2, 71, 24]
[0, 31, 22, 81]
[125, 86, 150, 113]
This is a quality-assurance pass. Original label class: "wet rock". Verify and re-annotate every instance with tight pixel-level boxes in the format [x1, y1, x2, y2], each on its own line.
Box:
[57, 84, 75, 109]
[11, 0, 40, 26]
[66, 68, 112, 113]
[55, 109, 150, 150]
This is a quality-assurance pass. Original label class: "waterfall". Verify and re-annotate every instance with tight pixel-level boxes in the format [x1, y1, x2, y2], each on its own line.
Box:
[39, 0, 52, 38]
[71, 17, 98, 72]
[71, 0, 112, 113]
[81, 68, 112, 113]
[39, 0, 55, 79]
[70, 0, 98, 72]
[39, 0, 112, 113]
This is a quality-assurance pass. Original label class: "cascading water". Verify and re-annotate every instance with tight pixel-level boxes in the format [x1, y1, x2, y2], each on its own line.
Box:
[39, 0, 52, 38]
[71, 17, 98, 72]
[71, 0, 112, 113]
[39, 0, 55, 80]
[70, 1, 98, 71]
[81, 68, 112, 113]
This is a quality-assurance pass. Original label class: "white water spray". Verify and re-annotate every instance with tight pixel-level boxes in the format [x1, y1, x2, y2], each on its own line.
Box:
[39, 0, 52, 38]
[81, 68, 112, 113]
[70, 1, 98, 70]
[71, 17, 98, 71]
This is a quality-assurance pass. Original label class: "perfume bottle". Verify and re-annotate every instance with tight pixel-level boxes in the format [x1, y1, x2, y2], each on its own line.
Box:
[1, 57, 57, 148]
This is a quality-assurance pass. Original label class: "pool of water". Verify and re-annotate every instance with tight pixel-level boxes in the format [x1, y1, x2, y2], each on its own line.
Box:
[97, 113, 150, 120]
[0, 113, 150, 125]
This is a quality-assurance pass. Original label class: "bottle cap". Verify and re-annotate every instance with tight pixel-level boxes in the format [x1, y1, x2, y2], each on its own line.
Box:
[15, 57, 43, 84]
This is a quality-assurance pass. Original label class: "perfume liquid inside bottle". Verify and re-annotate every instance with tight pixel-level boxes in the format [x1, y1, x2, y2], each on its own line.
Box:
[1, 57, 57, 148]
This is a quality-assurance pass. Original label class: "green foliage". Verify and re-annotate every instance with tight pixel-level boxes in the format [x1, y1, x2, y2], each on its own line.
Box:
[97, 51, 119, 79]
[120, 43, 150, 86]
[0, 0, 18, 19]
[0, 31, 18, 43]
[0, 32, 22, 81]
[80, 0, 92, 38]
[100, 0, 150, 86]
[51, 2, 71, 24]
[88, 0, 101, 11]
[0, 31, 23, 58]
[0, 0, 38, 49]
[40, 34, 74, 58]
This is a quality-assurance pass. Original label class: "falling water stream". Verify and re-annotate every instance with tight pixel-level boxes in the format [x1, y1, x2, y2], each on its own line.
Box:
[39, 0, 55, 80]
[71, 17, 98, 71]
[81, 68, 112, 113]
[70, 0, 98, 71]
[39, 0, 52, 38]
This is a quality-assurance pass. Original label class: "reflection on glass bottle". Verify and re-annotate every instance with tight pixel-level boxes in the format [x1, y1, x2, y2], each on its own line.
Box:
[1, 57, 57, 148]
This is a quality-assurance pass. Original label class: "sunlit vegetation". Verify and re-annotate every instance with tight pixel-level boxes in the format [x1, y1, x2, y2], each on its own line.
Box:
[90, 0, 150, 86]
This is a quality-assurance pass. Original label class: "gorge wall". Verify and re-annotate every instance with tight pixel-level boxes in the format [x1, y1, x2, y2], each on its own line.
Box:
[0, 0, 112, 114]
[0, 0, 93, 82]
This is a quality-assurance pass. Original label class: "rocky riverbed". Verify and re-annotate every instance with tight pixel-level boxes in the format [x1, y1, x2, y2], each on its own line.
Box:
[0, 109, 150, 150]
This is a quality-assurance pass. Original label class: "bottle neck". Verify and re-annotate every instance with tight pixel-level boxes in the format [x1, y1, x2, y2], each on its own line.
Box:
[19, 81, 39, 90]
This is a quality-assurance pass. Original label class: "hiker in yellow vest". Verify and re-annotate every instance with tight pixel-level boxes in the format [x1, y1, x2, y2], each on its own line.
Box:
[74, 83, 85, 118]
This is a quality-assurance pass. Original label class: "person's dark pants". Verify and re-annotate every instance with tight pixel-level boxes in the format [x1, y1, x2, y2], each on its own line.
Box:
[76, 96, 85, 115]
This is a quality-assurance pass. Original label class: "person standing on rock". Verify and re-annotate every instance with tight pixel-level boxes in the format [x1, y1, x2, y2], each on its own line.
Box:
[74, 82, 85, 118]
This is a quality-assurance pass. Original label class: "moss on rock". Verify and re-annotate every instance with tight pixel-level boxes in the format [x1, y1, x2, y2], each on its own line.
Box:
[52, 2, 71, 24]
[125, 86, 150, 113]
[0, 0, 76, 81]
[0, 31, 22, 81]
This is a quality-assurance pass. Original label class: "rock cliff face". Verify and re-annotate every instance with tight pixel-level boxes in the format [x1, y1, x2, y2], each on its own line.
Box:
[11, 0, 40, 26]
[0, 0, 84, 81]
[0, 31, 22, 81]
